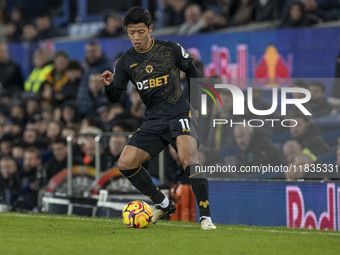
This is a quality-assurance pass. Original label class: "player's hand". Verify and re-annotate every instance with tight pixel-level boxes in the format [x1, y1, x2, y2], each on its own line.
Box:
[101, 70, 113, 86]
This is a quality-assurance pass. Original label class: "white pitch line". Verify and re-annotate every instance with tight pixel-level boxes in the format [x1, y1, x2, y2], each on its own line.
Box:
[1, 213, 340, 236]
[225, 227, 340, 237]
[1, 213, 113, 223]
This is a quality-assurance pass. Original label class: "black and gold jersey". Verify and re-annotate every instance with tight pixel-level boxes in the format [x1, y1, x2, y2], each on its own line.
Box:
[111, 38, 196, 121]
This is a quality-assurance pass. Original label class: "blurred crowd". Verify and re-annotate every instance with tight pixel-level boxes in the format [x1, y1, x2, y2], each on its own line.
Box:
[0, 0, 339, 43]
[0, 39, 150, 211]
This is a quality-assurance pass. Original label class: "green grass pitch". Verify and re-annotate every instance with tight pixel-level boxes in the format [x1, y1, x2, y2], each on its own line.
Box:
[0, 213, 339, 255]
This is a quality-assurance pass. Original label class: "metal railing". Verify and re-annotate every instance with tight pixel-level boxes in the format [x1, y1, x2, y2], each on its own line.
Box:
[66, 131, 165, 196]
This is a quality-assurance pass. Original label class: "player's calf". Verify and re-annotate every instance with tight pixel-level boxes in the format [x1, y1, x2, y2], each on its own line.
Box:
[184, 164, 217, 229]
[120, 166, 166, 205]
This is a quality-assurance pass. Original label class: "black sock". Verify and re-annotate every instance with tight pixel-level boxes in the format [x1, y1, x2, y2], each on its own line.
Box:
[120, 166, 165, 204]
[184, 164, 210, 217]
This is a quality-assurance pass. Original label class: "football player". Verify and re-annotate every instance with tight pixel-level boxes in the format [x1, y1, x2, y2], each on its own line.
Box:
[101, 7, 215, 229]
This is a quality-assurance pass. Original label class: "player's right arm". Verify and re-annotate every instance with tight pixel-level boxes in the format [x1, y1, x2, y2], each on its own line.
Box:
[101, 56, 129, 104]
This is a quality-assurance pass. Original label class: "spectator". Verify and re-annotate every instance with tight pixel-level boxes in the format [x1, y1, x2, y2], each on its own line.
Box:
[97, 12, 124, 38]
[108, 103, 129, 125]
[230, 0, 256, 26]
[279, 0, 319, 28]
[46, 121, 63, 145]
[216, 0, 238, 27]
[76, 41, 111, 115]
[0, 156, 21, 207]
[301, 0, 330, 22]
[22, 125, 47, 151]
[52, 105, 62, 122]
[14, 146, 42, 211]
[282, 139, 317, 164]
[256, 0, 284, 22]
[10, 101, 26, 126]
[25, 95, 40, 120]
[41, 104, 54, 122]
[77, 73, 107, 116]
[0, 7, 9, 42]
[21, 22, 37, 42]
[3, 118, 23, 141]
[60, 100, 81, 129]
[8, 6, 26, 42]
[0, 42, 24, 96]
[6, 20, 22, 43]
[34, 116, 48, 138]
[24, 119, 37, 131]
[39, 50, 69, 106]
[285, 153, 314, 180]
[77, 127, 109, 171]
[35, 13, 62, 40]
[0, 110, 7, 126]
[12, 140, 26, 162]
[61, 126, 76, 141]
[42, 138, 68, 185]
[107, 135, 128, 167]
[111, 119, 136, 133]
[0, 91, 12, 114]
[286, 152, 338, 180]
[308, 81, 334, 118]
[234, 125, 286, 171]
[178, 4, 205, 35]
[163, 0, 188, 26]
[24, 48, 53, 94]
[97, 104, 112, 132]
[80, 115, 101, 131]
[10, 6, 26, 30]
[289, 113, 331, 155]
[0, 134, 13, 157]
[53, 60, 82, 106]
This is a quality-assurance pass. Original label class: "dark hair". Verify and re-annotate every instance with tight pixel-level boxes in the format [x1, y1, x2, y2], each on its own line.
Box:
[293, 79, 309, 89]
[309, 81, 325, 91]
[104, 12, 121, 23]
[290, 112, 310, 123]
[52, 138, 67, 146]
[111, 119, 136, 132]
[37, 12, 51, 19]
[55, 50, 68, 59]
[87, 39, 100, 47]
[67, 60, 82, 71]
[123, 7, 151, 27]
[24, 146, 41, 159]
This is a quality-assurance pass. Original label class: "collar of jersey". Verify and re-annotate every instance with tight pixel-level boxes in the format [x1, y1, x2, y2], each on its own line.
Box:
[135, 38, 154, 53]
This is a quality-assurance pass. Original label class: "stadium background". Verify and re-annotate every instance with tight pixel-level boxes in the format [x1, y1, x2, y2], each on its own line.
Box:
[1, 0, 340, 231]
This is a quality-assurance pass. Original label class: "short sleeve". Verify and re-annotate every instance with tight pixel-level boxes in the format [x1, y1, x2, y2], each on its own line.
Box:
[171, 42, 193, 72]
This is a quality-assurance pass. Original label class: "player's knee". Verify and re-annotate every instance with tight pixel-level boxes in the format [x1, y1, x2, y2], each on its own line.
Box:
[117, 157, 132, 170]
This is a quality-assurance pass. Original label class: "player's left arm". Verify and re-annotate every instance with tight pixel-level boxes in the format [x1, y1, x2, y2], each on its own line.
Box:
[102, 56, 129, 104]
[172, 42, 201, 111]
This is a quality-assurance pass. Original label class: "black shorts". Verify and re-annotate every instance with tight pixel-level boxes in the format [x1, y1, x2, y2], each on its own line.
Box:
[128, 115, 199, 159]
